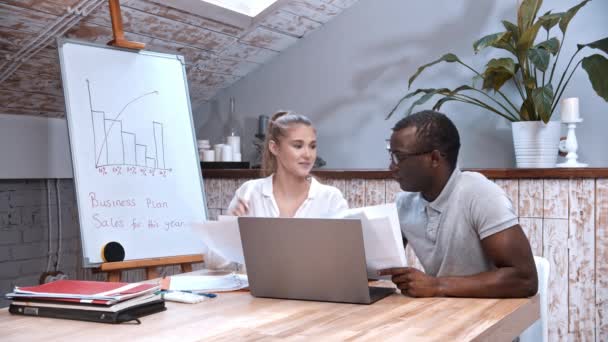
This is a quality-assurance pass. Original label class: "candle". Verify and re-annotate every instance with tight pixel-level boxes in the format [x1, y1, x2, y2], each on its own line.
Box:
[561, 97, 580, 122]
[226, 135, 240, 154]
[258, 115, 269, 136]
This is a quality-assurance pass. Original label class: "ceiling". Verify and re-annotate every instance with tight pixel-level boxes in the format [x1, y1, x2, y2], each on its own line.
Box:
[0, 0, 359, 118]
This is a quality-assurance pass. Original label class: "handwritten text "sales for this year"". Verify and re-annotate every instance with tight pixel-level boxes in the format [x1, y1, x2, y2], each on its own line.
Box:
[88, 192, 184, 230]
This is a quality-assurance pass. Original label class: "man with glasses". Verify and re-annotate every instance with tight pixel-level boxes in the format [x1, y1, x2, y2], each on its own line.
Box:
[379, 110, 537, 298]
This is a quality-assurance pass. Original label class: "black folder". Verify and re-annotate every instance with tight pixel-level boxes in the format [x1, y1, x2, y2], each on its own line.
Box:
[9, 299, 166, 324]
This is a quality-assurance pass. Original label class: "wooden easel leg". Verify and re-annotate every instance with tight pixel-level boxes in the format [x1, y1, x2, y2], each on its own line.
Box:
[107, 0, 145, 50]
[108, 271, 121, 282]
[180, 263, 192, 273]
[99, 255, 203, 281]
[146, 267, 159, 280]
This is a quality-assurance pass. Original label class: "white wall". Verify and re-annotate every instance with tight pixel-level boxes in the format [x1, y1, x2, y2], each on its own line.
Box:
[0, 114, 73, 178]
[195, 0, 608, 168]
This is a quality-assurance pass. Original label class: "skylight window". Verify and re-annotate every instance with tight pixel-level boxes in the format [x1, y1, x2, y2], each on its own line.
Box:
[201, 0, 278, 17]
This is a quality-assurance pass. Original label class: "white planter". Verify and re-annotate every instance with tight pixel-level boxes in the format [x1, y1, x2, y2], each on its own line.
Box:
[512, 121, 561, 168]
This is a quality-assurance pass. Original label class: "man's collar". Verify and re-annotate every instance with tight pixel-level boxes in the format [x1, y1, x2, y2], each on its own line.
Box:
[428, 167, 461, 212]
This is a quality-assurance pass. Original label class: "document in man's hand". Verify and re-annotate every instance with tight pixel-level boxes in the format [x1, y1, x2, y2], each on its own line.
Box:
[336, 203, 407, 275]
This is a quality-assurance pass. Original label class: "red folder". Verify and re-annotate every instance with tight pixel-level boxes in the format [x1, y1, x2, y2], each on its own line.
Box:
[6, 280, 159, 305]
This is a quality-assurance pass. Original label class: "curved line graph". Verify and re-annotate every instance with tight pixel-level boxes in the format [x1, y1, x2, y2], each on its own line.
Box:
[87, 79, 169, 171]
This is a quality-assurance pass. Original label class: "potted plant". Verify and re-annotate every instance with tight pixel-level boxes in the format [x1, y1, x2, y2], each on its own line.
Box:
[387, 0, 607, 167]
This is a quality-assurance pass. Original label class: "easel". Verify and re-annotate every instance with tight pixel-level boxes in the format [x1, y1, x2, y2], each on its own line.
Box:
[96, 254, 204, 282]
[107, 0, 145, 50]
[96, 1, 200, 282]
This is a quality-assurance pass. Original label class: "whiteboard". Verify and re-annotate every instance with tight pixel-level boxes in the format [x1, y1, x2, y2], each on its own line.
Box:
[58, 39, 207, 266]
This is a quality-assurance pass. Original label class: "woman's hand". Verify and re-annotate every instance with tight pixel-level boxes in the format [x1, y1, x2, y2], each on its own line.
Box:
[229, 198, 249, 216]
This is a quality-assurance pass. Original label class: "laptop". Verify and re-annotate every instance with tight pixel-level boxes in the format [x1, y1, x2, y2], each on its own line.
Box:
[237, 217, 395, 304]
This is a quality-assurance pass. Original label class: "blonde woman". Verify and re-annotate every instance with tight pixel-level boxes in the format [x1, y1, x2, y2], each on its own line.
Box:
[228, 111, 347, 217]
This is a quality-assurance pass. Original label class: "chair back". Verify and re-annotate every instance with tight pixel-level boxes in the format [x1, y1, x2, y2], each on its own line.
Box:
[519, 256, 550, 342]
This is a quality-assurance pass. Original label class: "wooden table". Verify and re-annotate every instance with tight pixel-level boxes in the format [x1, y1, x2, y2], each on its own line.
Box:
[0, 289, 538, 341]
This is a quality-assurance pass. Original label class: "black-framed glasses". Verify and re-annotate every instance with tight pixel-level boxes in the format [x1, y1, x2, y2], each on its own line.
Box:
[388, 149, 435, 164]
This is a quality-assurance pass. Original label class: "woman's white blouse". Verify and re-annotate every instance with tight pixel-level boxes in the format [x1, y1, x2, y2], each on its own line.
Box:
[227, 175, 348, 218]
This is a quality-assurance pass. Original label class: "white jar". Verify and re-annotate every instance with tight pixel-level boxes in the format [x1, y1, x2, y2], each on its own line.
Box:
[221, 145, 233, 162]
[213, 144, 224, 161]
[202, 150, 215, 162]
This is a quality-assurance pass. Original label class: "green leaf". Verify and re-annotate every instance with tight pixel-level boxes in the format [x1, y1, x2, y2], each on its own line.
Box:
[577, 37, 608, 54]
[404, 89, 443, 116]
[525, 77, 537, 91]
[485, 58, 517, 75]
[482, 70, 514, 91]
[502, 20, 520, 43]
[581, 54, 608, 102]
[408, 53, 461, 88]
[482, 58, 516, 91]
[517, 20, 544, 61]
[518, 0, 543, 33]
[559, 0, 591, 34]
[386, 88, 447, 119]
[431, 85, 517, 122]
[449, 85, 475, 94]
[473, 32, 512, 53]
[535, 37, 560, 54]
[539, 11, 563, 31]
[432, 96, 458, 111]
[520, 97, 535, 121]
[528, 48, 550, 72]
[431, 85, 475, 110]
[531, 85, 554, 122]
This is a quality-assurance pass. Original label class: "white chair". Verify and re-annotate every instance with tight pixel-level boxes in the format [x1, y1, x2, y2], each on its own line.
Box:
[519, 256, 550, 342]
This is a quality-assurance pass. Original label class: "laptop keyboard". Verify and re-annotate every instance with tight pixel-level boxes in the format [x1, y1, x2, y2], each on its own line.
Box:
[369, 286, 395, 303]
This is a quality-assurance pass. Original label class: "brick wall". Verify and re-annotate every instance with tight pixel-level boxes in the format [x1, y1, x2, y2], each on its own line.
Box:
[0, 179, 81, 307]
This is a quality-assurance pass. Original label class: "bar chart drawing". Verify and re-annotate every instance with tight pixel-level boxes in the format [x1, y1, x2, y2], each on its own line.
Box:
[87, 79, 170, 171]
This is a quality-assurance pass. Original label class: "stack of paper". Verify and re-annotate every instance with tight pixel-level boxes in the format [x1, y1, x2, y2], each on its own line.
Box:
[165, 273, 249, 293]
[7, 280, 160, 304]
[5, 280, 165, 323]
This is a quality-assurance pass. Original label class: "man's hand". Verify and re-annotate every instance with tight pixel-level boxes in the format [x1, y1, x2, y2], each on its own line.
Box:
[378, 267, 442, 297]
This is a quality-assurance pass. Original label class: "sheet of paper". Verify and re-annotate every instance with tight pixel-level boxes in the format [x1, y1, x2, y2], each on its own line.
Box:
[217, 215, 235, 221]
[169, 274, 248, 292]
[338, 203, 407, 275]
[193, 217, 244, 264]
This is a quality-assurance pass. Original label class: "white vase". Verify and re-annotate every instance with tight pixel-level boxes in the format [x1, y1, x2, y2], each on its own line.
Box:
[511, 121, 561, 168]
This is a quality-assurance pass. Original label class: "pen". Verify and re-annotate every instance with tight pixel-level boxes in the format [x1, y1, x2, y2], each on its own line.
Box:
[184, 291, 217, 298]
